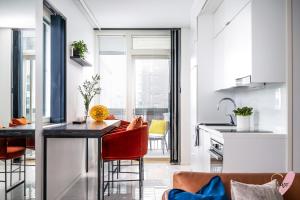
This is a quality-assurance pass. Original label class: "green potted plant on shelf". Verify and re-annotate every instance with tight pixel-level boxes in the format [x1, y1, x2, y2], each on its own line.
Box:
[78, 74, 101, 122]
[71, 40, 88, 59]
[233, 106, 253, 131]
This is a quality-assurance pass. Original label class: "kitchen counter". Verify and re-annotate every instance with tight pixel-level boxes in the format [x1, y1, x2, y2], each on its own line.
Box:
[198, 125, 286, 139]
[197, 124, 287, 173]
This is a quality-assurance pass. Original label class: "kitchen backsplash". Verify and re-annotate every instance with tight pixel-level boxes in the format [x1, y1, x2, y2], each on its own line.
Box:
[234, 83, 287, 133]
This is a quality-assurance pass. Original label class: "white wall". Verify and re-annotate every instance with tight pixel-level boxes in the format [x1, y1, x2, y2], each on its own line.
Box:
[180, 28, 192, 164]
[234, 84, 287, 133]
[292, 0, 300, 172]
[44, 0, 95, 199]
[0, 0, 35, 28]
[0, 29, 12, 127]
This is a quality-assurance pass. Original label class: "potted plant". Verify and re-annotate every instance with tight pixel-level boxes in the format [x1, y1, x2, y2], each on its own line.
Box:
[71, 40, 88, 59]
[233, 106, 253, 131]
[78, 74, 101, 122]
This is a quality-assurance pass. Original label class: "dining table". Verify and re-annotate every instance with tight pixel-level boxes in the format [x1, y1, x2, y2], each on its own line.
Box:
[42, 119, 121, 200]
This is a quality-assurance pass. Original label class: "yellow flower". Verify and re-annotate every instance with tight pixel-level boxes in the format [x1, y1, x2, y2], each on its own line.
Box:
[89, 105, 110, 122]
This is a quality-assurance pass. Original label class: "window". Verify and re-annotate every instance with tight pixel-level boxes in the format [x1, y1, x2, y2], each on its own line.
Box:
[134, 57, 170, 109]
[22, 30, 36, 122]
[99, 36, 127, 120]
[98, 31, 172, 158]
[43, 20, 51, 119]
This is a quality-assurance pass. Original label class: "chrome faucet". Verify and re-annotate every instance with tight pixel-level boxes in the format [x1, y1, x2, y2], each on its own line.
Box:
[217, 97, 237, 125]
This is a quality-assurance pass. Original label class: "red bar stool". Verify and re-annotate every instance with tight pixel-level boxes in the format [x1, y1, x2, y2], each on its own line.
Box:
[0, 137, 26, 200]
[9, 117, 35, 150]
[101, 124, 148, 199]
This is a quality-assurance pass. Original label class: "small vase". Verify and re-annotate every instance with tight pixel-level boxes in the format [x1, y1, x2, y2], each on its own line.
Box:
[73, 49, 81, 58]
[84, 108, 89, 123]
[236, 116, 250, 131]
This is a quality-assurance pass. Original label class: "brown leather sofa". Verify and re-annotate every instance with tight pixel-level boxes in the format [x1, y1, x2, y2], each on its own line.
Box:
[163, 172, 300, 200]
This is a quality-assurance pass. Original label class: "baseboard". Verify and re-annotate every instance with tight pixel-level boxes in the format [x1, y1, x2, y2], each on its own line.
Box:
[55, 173, 82, 200]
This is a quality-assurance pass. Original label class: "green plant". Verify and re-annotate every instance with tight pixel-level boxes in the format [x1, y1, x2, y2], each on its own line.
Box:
[71, 40, 88, 58]
[78, 74, 101, 119]
[233, 106, 253, 116]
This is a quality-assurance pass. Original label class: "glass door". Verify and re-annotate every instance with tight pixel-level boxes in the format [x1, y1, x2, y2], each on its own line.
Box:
[133, 57, 170, 157]
[98, 31, 172, 158]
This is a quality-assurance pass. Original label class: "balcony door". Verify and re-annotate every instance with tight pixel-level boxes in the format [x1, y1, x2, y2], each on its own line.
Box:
[97, 31, 171, 158]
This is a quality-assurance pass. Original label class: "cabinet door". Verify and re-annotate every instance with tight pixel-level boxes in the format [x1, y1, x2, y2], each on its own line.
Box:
[213, 2, 226, 37]
[213, 30, 225, 90]
[225, 0, 250, 23]
[224, 3, 251, 83]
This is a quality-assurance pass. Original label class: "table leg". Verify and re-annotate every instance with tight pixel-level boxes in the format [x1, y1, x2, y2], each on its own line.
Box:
[98, 137, 103, 200]
[86, 138, 89, 173]
[43, 136, 47, 200]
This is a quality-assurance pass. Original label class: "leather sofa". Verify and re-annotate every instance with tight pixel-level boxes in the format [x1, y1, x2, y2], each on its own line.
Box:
[162, 172, 300, 200]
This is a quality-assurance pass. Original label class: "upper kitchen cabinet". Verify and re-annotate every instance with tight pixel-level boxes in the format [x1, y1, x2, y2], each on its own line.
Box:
[213, 0, 286, 90]
[224, 2, 251, 83]
[213, 0, 250, 37]
[213, 2, 226, 37]
[224, 0, 250, 23]
[251, 0, 286, 83]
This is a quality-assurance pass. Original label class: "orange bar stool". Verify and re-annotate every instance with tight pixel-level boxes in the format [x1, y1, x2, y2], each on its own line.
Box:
[0, 137, 26, 200]
[101, 117, 148, 199]
[9, 117, 35, 150]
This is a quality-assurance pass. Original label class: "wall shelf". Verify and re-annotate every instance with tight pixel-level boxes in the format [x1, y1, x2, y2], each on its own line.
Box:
[70, 56, 92, 67]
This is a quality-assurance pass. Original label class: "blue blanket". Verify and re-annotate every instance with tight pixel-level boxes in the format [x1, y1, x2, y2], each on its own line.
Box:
[168, 176, 228, 200]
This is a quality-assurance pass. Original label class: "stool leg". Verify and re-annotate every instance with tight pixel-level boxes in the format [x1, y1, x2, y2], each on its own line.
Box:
[19, 157, 21, 180]
[24, 153, 26, 197]
[116, 160, 119, 179]
[112, 161, 114, 191]
[161, 139, 164, 155]
[139, 158, 143, 200]
[142, 158, 144, 181]
[5, 160, 7, 200]
[108, 162, 110, 196]
[102, 160, 104, 199]
[10, 159, 12, 186]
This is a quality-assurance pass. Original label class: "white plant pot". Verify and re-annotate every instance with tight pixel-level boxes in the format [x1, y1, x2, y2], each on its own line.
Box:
[236, 116, 250, 131]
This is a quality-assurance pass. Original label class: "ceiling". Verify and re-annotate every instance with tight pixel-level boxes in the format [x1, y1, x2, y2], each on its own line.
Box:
[0, 0, 35, 28]
[84, 0, 194, 28]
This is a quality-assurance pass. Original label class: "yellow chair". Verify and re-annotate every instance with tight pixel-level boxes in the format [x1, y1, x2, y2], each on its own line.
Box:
[149, 120, 168, 154]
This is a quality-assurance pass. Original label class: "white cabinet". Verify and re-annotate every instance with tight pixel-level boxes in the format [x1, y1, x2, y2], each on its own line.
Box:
[213, 2, 226, 37]
[224, 0, 250, 23]
[224, 3, 251, 81]
[213, 0, 286, 90]
[214, 30, 225, 90]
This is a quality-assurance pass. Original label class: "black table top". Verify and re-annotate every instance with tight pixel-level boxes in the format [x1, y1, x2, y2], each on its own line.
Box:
[0, 124, 35, 137]
[43, 120, 121, 138]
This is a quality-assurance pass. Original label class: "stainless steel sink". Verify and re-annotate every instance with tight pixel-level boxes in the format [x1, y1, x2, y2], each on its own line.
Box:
[199, 123, 235, 126]
[215, 129, 273, 133]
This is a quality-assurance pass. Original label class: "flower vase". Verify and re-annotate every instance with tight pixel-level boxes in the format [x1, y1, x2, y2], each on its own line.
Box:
[84, 105, 89, 123]
[236, 116, 250, 131]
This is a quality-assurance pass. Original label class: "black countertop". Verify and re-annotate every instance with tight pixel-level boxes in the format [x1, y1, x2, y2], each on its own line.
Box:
[43, 120, 121, 138]
[0, 124, 35, 137]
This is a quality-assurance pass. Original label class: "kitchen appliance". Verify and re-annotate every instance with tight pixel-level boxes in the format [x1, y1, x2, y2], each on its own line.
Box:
[209, 138, 223, 160]
[209, 138, 223, 172]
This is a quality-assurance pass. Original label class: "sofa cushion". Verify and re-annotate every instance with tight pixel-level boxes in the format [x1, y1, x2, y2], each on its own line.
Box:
[168, 176, 228, 200]
[126, 116, 143, 131]
[231, 179, 283, 200]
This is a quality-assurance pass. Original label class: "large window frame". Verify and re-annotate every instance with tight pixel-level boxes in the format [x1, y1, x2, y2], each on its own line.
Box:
[96, 30, 171, 121]
[42, 18, 51, 123]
